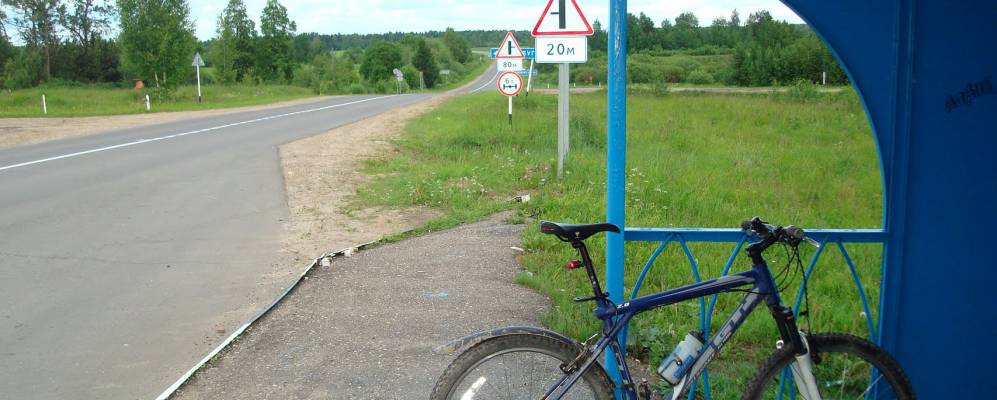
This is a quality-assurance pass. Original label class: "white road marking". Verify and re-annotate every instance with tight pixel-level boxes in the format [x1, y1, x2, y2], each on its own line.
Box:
[0, 95, 397, 173]
[470, 70, 500, 93]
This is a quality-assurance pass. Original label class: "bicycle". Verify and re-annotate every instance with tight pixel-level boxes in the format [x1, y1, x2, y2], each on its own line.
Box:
[431, 217, 915, 400]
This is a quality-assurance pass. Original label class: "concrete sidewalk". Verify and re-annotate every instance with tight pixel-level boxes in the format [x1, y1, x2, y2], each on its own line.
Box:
[171, 215, 549, 399]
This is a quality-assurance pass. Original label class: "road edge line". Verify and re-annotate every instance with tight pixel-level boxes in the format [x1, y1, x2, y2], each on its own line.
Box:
[152, 235, 396, 400]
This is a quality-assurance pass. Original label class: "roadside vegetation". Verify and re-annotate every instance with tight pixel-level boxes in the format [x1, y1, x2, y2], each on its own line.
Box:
[0, 0, 485, 117]
[354, 89, 881, 395]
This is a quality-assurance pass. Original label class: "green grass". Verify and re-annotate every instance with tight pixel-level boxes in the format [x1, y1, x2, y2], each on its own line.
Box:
[0, 84, 317, 117]
[355, 89, 881, 396]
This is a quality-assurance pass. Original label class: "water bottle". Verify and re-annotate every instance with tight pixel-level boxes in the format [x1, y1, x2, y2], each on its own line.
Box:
[657, 331, 705, 385]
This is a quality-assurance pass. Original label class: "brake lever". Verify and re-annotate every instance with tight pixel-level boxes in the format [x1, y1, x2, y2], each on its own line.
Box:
[803, 236, 821, 248]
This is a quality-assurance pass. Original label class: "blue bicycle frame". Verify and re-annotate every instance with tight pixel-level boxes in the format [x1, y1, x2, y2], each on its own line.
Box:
[541, 237, 804, 400]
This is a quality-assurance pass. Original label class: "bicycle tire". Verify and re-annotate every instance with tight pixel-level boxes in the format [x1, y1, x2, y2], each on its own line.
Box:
[743, 332, 915, 400]
[431, 333, 615, 400]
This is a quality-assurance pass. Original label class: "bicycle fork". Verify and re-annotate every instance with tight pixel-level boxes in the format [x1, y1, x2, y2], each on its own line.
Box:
[771, 305, 823, 400]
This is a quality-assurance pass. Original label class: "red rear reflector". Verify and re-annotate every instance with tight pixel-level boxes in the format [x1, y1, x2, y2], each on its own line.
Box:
[567, 260, 583, 269]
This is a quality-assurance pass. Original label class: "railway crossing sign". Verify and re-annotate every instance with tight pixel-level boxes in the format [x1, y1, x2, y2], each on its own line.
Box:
[497, 72, 523, 97]
[532, 0, 594, 36]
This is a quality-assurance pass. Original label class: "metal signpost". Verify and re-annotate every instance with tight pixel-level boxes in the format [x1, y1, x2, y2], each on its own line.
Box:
[532, 0, 593, 178]
[191, 52, 205, 103]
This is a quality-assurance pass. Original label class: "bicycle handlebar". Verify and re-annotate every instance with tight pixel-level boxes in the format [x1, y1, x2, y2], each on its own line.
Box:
[741, 216, 820, 252]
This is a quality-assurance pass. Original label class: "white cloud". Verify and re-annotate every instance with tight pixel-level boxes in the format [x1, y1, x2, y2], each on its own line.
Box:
[190, 0, 803, 40]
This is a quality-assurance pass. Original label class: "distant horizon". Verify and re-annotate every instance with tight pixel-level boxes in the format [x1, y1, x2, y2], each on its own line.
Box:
[189, 0, 803, 41]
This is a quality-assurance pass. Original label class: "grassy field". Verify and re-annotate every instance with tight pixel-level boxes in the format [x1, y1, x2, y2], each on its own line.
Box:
[355, 89, 881, 395]
[0, 84, 318, 118]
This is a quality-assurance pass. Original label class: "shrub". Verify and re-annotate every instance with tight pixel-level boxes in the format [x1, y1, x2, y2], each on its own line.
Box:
[785, 79, 819, 101]
[686, 69, 715, 85]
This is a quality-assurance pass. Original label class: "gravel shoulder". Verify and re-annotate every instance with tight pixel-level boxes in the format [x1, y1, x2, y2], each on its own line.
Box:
[0, 96, 333, 149]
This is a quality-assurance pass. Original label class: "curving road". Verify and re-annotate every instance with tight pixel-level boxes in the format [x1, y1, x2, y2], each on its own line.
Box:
[0, 65, 497, 400]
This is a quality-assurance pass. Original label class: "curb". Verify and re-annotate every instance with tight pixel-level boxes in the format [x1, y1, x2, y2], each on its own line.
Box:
[153, 238, 387, 400]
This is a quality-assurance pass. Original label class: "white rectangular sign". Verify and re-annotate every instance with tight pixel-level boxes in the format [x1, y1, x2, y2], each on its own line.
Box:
[497, 58, 524, 71]
[535, 36, 588, 63]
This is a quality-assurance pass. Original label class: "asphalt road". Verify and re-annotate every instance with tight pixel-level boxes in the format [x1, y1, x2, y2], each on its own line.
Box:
[0, 66, 498, 400]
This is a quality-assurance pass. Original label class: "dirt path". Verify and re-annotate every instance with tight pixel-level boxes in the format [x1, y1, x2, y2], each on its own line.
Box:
[0, 96, 333, 149]
[278, 96, 450, 262]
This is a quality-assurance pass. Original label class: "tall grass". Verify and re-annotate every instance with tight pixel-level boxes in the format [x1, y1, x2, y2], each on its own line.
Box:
[356, 89, 881, 395]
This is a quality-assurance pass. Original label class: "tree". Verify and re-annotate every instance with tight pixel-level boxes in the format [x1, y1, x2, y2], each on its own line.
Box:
[3, 0, 61, 80]
[214, 0, 255, 81]
[117, 0, 196, 89]
[359, 41, 400, 82]
[256, 0, 295, 82]
[442, 27, 469, 64]
[411, 37, 437, 88]
[211, 13, 237, 83]
[673, 11, 701, 48]
[58, 0, 115, 81]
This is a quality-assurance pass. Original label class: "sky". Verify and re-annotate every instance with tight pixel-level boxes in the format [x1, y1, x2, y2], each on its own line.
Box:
[189, 0, 804, 40]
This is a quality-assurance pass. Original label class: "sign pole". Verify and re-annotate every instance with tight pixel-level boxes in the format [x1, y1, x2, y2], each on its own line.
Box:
[526, 59, 535, 96]
[196, 65, 202, 103]
[557, 62, 569, 178]
[605, 0, 628, 393]
[508, 96, 513, 125]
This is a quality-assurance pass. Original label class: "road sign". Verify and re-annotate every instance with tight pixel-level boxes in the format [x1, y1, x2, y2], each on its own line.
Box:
[535, 36, 588, 63]
[497, 71, 523, 97]
[191, 52, 205, 67]
[532, 0, 594, 36]
[491, 47, 536, 60]
[495, 32, 525, 58]
[392, 68, 404, 82]
[498, 58, 523, 72]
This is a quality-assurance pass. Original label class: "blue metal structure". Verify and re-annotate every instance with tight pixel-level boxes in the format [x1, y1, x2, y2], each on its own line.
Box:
[605, 0, 997, 397]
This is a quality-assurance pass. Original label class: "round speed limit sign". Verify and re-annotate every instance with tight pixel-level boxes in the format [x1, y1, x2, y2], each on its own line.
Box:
[497, 71, 523, 97]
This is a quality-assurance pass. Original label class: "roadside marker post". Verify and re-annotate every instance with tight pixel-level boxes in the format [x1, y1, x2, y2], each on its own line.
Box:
[41, 94, 47, 115]
[192, 52, 205, 103]
[532, 0, 594, 178]
[145, 94, 151, 111]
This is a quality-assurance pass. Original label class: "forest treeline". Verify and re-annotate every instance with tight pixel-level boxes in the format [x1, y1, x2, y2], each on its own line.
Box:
[0, 1, 845, 92]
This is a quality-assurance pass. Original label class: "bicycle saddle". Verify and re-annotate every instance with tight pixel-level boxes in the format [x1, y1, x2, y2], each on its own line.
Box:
[540, 221, 621, 241]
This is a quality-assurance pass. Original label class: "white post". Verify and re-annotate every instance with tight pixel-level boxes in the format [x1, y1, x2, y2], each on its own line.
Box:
[196, 65, 202, 103]
[526, 59, 535, 96]
[557, 63, 569, 178]
[41, 94, 47, 115]
[822, 71, 827, 85]
[145, 94, 151, 111]
[507, 96, 513, 125]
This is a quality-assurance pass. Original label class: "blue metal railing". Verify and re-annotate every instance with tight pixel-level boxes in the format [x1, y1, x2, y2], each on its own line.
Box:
[623, 227, 886, 399]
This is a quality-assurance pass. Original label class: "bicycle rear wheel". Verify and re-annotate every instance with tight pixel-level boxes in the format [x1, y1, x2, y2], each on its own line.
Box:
[743, 332, 915, 400]
[431, 333, 614, 400]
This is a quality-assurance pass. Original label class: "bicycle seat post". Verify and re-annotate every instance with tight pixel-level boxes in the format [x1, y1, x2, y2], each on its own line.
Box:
[571, 239, 607, 301]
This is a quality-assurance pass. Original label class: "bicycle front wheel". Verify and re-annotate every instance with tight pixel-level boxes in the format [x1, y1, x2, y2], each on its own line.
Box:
[431, 333, 615, 400]
[743, 333, 915, 400]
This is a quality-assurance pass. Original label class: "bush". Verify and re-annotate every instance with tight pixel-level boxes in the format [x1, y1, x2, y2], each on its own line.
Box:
[348, 83, 367, 94]
[784, 79, 819, 101]
[686, 69, 715, 85]
[292, 65, 315, 88]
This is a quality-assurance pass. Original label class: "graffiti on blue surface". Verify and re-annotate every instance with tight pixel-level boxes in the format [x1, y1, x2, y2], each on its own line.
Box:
[945, 77, 993, 113]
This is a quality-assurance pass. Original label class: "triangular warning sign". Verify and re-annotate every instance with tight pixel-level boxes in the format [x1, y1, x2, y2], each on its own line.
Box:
[532, 0, 594, 36]
[495, 32, 525, 59]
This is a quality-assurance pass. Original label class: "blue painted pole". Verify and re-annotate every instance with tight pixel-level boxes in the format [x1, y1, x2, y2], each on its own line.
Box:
[605, 0, 627, 395]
